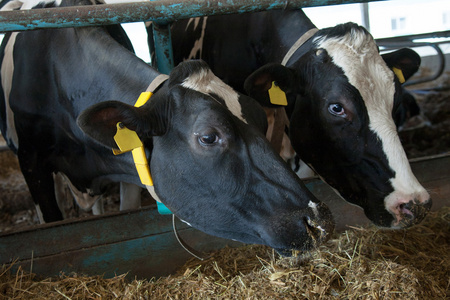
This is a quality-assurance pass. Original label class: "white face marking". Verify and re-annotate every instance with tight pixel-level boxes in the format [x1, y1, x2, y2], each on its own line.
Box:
[1, 32, 19, 149]
[181, 68, 246, 122]
[315, 29, 429, 219]
[186, 17, 208, 60]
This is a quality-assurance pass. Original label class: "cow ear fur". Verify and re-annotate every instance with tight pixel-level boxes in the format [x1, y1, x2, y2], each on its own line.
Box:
[381, 48, 421, 82]
[77, 100, 168, 149]
[244, 64, 297, 108]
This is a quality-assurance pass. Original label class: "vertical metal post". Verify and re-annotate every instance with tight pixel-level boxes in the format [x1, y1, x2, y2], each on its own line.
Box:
[152, 21, 174, 74]
[360, 2, 370, 32]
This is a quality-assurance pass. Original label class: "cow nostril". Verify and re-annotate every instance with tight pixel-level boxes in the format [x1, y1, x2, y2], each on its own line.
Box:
[399, 202, 414, 218]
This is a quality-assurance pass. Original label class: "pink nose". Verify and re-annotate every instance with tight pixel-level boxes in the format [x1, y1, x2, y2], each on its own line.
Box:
[391, 198, 432, 228]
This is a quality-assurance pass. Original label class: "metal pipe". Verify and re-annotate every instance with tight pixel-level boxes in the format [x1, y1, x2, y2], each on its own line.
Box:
[376, 30, 450, 44]
[404, 44, 446, 87]
[0, 0, 387, 32]
[152, 21, 174, 74]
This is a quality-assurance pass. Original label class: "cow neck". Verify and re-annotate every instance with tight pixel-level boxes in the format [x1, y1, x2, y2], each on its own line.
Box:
[112, 74, 168, 205]
[281, 28, 319, 66]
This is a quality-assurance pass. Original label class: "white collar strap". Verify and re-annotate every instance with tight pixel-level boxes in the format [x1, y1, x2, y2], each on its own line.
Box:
[142, 74, 169, 207]
[281, 28, 319, 66]
[146, 74, 169, 92]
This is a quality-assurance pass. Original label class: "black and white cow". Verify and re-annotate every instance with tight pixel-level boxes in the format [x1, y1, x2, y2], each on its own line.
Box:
[0, 0, 334, 254]
[168, 9, 432, 228]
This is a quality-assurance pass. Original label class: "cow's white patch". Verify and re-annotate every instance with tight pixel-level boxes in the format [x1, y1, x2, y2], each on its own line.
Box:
[185, 17, 208, 60]
[315, 29, 429, 219]
[182, 67, 245, 122]
[1, 32, 19, 149]
[0, 0, 62, 11]
[308, 200, 319, 217]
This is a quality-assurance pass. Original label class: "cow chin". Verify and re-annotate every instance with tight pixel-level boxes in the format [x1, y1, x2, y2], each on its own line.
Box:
[261, 201, 334, 256]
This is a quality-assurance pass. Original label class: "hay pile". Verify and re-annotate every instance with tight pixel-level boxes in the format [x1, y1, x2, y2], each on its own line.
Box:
[1, 207, 449, 299]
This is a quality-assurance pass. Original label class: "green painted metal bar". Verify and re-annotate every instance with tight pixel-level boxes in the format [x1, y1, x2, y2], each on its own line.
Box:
[0, 0, 387, 33]
[152, 21, 174, 74]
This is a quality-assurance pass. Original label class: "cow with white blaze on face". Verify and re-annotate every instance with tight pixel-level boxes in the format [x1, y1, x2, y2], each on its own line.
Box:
[169, 10, 432, 228]
[0, 0, 334, 255]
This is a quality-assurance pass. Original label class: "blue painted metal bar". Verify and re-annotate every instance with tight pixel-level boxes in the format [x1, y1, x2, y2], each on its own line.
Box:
[152, 21, 174, 74]
[0, 0, 387, 32]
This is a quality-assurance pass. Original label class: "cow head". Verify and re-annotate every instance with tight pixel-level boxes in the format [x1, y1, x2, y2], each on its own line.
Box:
[244, 23, 431, 229]
[77, 60, 334, 255]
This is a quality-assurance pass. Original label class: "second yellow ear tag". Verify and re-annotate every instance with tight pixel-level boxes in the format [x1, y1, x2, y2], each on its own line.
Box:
[268, 81, 288, 106]
[113, 122, 143, 155]
[393, 67, 405, 84]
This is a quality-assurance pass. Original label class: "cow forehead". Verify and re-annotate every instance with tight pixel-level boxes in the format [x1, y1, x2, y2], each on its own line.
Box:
[181, 68, 246, 123]
[315, 31, 395, 130]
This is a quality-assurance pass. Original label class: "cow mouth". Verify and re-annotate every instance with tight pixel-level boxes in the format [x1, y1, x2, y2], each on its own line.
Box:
[391, 198, 432, 228]
[303, 216, 330, 246]
[274, 211, 334, 257]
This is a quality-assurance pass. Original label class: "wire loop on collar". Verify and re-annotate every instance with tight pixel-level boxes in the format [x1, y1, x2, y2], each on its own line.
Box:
[172, 214, 211, 261]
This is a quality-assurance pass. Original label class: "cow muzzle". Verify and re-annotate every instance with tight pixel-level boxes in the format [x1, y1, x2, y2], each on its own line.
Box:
[268, 201, 334, 256]
[389, 197, 432, 228]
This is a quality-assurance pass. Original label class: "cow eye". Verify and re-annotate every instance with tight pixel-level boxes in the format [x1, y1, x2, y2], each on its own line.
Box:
[328, 103, 347, 117]
[198, 133, 219, 146]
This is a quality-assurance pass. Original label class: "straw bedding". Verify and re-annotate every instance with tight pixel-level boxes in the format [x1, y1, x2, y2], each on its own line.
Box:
[1, 207, 448, 299]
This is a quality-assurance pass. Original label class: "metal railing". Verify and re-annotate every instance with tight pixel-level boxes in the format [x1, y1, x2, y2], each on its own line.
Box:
[0, 0, 388, 73]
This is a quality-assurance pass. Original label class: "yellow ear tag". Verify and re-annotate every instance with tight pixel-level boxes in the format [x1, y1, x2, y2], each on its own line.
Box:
[268, 81, 288, 106]
[112, 122, 153, 186]
[393, 67, 405, 84]
[113, 122, 143, 154]
[111, 90, 155, 186]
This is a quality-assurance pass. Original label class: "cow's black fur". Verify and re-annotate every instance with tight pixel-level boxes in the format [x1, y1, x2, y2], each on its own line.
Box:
[169, 10, 431, 228]
[0, 0, 334, 254]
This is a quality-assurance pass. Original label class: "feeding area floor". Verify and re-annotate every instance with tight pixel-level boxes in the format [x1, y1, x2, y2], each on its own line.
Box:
[0, 207, 449, 299]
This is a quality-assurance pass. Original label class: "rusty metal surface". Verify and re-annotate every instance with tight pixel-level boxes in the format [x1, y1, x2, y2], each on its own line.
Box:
[0, 0, 388, 32]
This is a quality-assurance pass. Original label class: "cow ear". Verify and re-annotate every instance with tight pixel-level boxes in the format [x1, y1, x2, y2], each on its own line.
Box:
[77, 100, 168, 149]
[244, 63, 297, 107]
[382, 48, 421, 83]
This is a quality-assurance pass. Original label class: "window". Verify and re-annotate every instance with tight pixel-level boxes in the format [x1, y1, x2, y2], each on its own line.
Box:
[391, 17, 406, 31]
